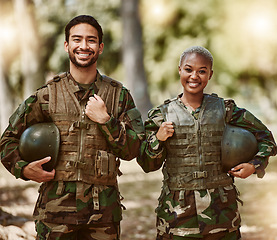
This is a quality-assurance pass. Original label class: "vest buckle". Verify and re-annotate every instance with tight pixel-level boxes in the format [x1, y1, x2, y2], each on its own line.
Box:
[73, 121, 90, 129]
[192, 171, 208, 179]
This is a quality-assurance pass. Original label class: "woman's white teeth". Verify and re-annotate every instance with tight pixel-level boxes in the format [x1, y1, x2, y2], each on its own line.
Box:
[188, 82, 199, 87]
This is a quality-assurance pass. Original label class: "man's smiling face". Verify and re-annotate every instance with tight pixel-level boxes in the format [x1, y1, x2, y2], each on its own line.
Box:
[64, 23, 104, 68]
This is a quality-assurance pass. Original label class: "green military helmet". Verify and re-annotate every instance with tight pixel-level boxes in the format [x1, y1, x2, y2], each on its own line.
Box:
[221, 124, 258, 172]
[19, 123, 60, 172]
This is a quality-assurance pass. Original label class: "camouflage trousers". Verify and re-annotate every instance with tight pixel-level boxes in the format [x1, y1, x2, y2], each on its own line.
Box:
[156, 229, 241, 240]
[35, 220, 120, 240]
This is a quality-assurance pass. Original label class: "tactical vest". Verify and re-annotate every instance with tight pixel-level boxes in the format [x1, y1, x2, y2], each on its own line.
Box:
[159, 94, 233, 190]
[47, 72, 122, 186]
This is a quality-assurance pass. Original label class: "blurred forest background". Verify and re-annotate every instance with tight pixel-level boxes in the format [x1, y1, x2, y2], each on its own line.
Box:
[1, 0, 277, 127]
[1, 0, 277, 239]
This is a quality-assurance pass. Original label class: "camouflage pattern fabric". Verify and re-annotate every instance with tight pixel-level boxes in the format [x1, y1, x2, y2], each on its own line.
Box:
[33, 181, 122, 225]
[0, 71, 144, 237]
[157, 229, 241, 240]
[155, 185, 240, 238]
[137, 94, 276, 238]
[36, 220, 120, 240]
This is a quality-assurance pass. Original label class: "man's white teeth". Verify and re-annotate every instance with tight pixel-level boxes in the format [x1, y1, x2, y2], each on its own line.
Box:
[79, 53, 89, 57]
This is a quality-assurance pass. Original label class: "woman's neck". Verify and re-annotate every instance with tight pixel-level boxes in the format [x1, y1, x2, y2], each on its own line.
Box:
[181, 93, 203, 111]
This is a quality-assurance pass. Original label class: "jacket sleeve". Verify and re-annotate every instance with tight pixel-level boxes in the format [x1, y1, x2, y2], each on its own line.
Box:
[97, 87, 144, 160]
[225, 99, 277, 178]
[0, 91, 48, 179]
[136, 107, 167, 173]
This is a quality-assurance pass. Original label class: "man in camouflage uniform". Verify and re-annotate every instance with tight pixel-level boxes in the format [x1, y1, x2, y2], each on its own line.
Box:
[0, 15, 144, 239]
[137, 46, 276, 239]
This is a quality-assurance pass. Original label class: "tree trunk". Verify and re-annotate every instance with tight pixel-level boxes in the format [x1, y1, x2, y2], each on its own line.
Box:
[121, 0, 152, 120]
[0, 48, 13, 135]
[13, 0, 44, 99]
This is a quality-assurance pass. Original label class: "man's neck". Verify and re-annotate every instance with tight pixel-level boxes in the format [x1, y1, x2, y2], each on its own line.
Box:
[69, 63, 97, 84]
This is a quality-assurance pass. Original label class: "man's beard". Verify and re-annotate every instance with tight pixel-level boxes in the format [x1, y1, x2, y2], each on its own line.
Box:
[69, 50, 100, 68]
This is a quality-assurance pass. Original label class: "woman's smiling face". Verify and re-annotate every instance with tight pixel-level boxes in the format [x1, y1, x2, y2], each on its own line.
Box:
[179, 52, 213, 96]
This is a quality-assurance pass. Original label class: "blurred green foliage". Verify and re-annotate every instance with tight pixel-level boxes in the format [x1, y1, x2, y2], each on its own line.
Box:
[32, 0, 122, 75]
[1, 0, 277, 122]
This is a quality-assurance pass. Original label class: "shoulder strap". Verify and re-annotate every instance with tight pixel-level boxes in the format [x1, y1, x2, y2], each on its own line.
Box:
[97, 75, 123, 118]
[47, 72, 80, 114]
[205, 93, 227, 124]
[158, 97, 177, 122]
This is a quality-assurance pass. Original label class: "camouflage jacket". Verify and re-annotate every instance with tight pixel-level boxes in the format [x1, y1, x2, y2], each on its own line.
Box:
[137, 94, 276, 237]
[0, 71, 144, 225]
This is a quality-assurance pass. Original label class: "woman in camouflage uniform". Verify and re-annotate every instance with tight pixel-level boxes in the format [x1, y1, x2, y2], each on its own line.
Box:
[137, 46, 276, 240]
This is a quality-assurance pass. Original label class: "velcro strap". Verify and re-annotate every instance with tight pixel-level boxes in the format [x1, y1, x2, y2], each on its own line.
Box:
[179, 190, 186, 207]
[56, 181, 65, 195]
[93, 186, 100, 210]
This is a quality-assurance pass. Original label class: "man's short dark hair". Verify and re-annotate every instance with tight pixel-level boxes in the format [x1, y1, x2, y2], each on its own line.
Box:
[65, 15, 103, 44]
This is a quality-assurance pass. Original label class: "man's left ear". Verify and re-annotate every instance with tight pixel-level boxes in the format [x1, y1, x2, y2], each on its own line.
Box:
[99, 43, 104, 54]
